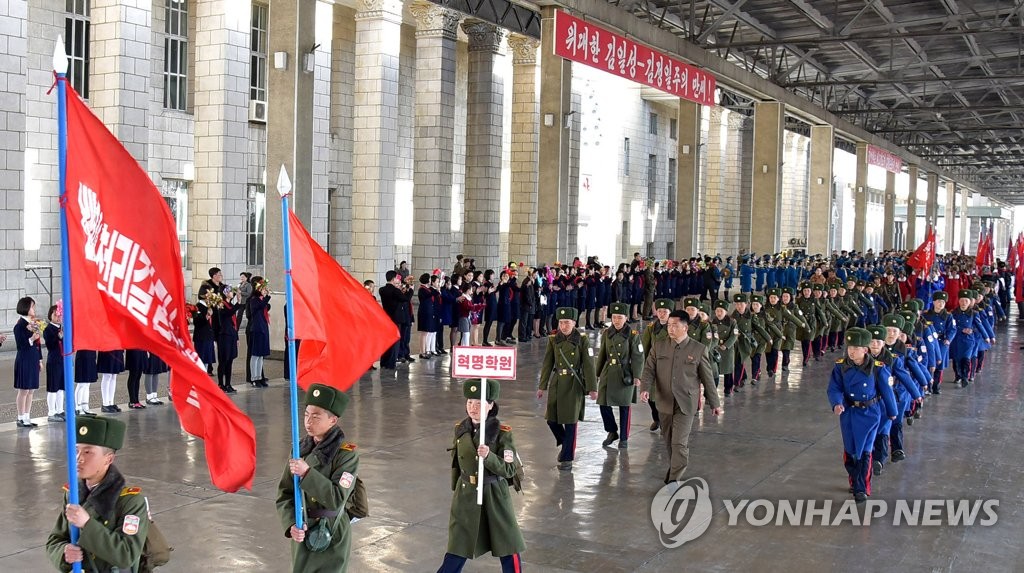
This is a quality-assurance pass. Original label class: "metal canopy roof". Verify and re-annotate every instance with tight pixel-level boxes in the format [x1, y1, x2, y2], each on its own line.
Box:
[608, 0, 1024, 204]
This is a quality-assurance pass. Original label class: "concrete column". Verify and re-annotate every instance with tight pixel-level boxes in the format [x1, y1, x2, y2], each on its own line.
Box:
[461, 19, 505, 271]
[925, 172, 939, 229]
[807, 125, 833, 254]
[853, 143, 869, 252]
[944, 181, 956, 252]
[750, 101, 784, 252]
[675, 100, 701, 256]
[350, 0, 403, 282]
[905, 165, 919, 249]
[192, 0, 250, 292]
[90, 0, 151, 164]
[960, 186, 970, 251]
[265, 0, 316, 352]
[410, 0, 459, 273]
[1, 0, 27, 314]
[883, 171, 896, 250]
[537, 6, 571, 265]
[507, 34, 540, 264]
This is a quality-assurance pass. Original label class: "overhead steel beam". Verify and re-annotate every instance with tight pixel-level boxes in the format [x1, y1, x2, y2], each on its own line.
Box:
[706, 27, 1021, 49]
[832, 105, 1024, 115]
[873, 126, 1024, 133]
[432, 0, 542, 38]
[782, 74, 1024, 87]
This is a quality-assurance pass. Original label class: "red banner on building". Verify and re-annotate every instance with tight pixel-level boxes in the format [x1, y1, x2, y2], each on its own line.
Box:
[554, 10, 716, 106]
[867, 144, 903, 173]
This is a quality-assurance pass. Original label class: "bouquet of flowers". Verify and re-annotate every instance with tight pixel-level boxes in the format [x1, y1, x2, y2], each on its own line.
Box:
[203, 290, 225, 310]
[29, 318, 48, 334]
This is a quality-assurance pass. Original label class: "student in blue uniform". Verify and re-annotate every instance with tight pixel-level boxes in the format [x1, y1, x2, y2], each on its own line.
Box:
[249, 278, 272, 386]
[722, 257, 735, 300]
[14, 296, 43, 427]
[826, 327, 898, 504]
[949, 290, 981, 386]
[755, 260, 767, 293]
[739, 257, 754, 294]
[43, 305, 65, 422]
[866, 322, 921, 476]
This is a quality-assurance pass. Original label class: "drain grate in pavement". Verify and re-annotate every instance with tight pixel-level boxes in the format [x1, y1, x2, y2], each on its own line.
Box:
[174, 484, 223, 499]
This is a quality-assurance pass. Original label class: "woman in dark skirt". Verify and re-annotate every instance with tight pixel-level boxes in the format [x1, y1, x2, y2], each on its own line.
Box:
[248, 279, 272, 387]
[216, 295, 240, 393]
[42, 305, 64, 422]
[144, 352, 169, 405]
[14, 296, 42, 427]
[192, 300, 217, 375]
[74, 348, 98, 415]
[417, 274, 438, 359]
[482, 270, 498, 346]
[97, 349, 125, 413]
[125, 349, 148, 409]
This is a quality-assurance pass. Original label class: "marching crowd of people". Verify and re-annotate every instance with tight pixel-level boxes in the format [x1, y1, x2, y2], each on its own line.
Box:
[23, 247, 1017, 572]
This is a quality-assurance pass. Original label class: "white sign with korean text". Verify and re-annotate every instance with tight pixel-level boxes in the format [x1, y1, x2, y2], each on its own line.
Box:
[452, 346, 517, 380]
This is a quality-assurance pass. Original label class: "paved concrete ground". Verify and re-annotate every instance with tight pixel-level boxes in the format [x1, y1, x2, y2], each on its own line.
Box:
[0, 320, 1022, 572]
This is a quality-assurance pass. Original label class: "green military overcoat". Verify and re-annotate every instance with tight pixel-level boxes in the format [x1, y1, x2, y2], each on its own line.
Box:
[711, 316, 739, 375]
[596, 325, 643, 407]
[539, 330, 597, 424]
[446, 417, 526, 559]
[276, 426, 360, 573]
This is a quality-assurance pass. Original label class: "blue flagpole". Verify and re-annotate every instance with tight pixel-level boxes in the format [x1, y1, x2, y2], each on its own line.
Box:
[278, 167, 303, 529]
[54, 38, 83, 573]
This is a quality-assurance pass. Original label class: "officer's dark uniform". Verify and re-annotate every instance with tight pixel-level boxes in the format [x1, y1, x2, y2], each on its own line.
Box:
[46, 416, 149, 573]
[596, 302, 644, 448]
[826, 328, 898, 503]
[539, 307, 597, 470]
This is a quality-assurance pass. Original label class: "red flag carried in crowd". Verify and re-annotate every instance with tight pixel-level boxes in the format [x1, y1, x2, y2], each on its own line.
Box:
[975, 225, 989, 270]
[1008, 237, 1017, 272]
[289, 211, 398, 391]
[906, 226, 936, 272]
[1016, 234, 1024, 302]
[63, 86, 256, 492]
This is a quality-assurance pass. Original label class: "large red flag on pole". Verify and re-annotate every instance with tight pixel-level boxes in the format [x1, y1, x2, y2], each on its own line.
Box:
[1008, 237, 1016, 272]
[289, 211, 399, 390]
[906, 226, 937, 272]
[975, 224, 989, 271]
[63, 86, 256, 492]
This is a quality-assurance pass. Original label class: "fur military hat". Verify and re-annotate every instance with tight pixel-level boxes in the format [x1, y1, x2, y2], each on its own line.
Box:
[556, 307, 579, 321]
[766, 288, 781, 298]
[655, 299, 674, 310]
[699, 302, 712, 315]
[76, 415, 126, 451]
[750, 294, 765, 305]
[812, 284, 825, 291]
[898, 310, 917, 334]
[844, 327, 872, 347]
[866, 325, 887, 341]
[912, 298, 926, 311]
[781, 286, 795, 296]
[799, 281, 812, 290]
[463, 379, 500, 401]
[882, 314, 905, 329]
[306, 383, 350, 417]
[732, 293, 749, 303]
[714, 299, 730, 311]
[932, 291, 949, 301]
[683, 297, 700, 309]
[856, 280, 867, 287]
[958, 289, 974, 300]
[609, 302, 629, 316]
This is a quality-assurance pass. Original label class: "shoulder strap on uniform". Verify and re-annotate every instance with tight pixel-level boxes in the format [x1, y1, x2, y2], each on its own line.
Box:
[500, 424, 512, 432]
[835, 358, 845, 364]
[120, 486, 142, 496]
[340, 442, 358, 452]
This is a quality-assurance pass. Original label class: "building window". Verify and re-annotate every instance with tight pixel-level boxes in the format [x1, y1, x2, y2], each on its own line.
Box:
[623, 137, 630, 176]
[646, 241, 655, 258]
[649, 112, 658, 135]
[161, 179, 189, 268]
[670, 118, 678, 140]
[647, 154, 657, 210]
[667, 157, 677, 220]
[65, 0, 91, 98]
[666, 241, 675, 260]
[250, 3, 268, 103]
[246, 183, 266, 266]
[164, 0, 188, 111]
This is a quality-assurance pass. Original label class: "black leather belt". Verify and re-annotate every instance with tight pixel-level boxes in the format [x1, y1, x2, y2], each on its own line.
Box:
[846, 396, 881, 408]
[461, 472, 501, 486]
[308, 509, 339, 518]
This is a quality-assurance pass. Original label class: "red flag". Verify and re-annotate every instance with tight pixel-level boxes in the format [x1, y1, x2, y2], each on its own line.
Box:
[986, 223, 995, 267]
[974, 225, 987, 270]
[289, 211, 398, 391]
[1008, 238, 1016, 271]
[906, 226, 936, 272]
[63, 86, 256, 492]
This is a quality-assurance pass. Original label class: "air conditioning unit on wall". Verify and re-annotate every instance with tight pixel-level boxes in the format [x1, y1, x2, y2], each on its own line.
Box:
[249, 100, 267, 123]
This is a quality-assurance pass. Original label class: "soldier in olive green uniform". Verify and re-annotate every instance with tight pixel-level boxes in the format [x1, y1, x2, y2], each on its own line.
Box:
[836, 282, 864, 339]
[730, 293, 769, 388]
[640, 299, 674, 432]
[795, 282, 819, 367]
[750, 294, 782, 381]
[811, 284, 832, 361]
[437, 379, 525, 573]
[538, 307, 597, 470]
[822, 283, 850, 353]
[277, 384, 360, 573]
[712, 300, 740, 396]
[47, 416, 149, 573]
[695, 302, 721, 382]
[772, 287, 807, 374]
[596, 302, 644, 448]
